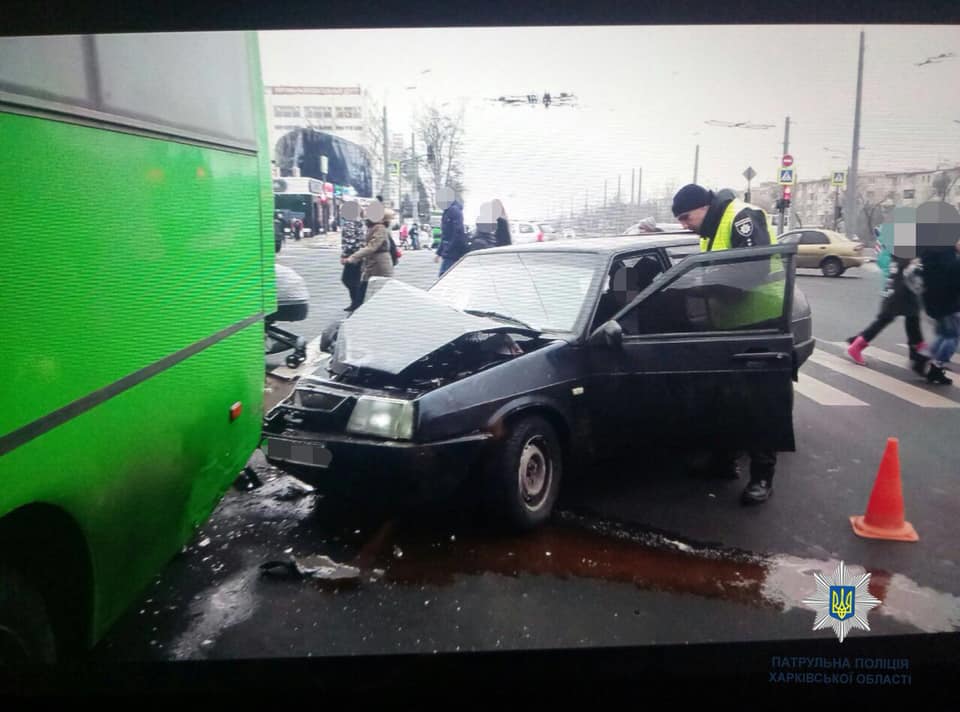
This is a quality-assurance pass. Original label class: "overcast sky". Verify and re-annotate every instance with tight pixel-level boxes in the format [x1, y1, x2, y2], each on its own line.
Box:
[259, 26, 960, 220]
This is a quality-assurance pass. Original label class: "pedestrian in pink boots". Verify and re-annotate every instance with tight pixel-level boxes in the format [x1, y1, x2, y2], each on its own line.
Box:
[846, 226, 928, 370]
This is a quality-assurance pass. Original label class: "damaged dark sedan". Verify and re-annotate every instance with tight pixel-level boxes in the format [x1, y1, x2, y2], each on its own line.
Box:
[263, 235, 813, 530]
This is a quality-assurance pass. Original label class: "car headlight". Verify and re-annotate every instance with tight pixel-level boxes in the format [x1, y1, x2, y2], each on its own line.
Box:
[346, 396, 415, 440]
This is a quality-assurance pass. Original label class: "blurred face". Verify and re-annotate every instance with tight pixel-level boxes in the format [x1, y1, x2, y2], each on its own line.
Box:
[676, 205, 709, 233]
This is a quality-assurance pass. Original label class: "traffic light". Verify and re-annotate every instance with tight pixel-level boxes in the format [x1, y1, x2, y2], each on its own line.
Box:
[775, 198, 791, 210]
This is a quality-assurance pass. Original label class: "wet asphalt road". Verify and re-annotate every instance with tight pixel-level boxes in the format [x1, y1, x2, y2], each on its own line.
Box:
[92, 236, 960, 665]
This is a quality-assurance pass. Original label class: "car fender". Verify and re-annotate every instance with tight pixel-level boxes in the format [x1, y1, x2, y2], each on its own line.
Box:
[482, 393, 577, 455]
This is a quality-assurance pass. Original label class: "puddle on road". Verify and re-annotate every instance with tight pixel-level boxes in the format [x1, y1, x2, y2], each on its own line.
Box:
[205, 473, 960, 641]
[350, 510, 960, 634]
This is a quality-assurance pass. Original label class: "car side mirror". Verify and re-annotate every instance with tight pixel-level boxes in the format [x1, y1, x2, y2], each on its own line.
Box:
[588, 320, 623, 348]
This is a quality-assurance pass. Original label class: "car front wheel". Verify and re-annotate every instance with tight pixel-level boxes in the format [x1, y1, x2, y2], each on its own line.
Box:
[485, 416, 562, 531]
[821, 257, 844, 277]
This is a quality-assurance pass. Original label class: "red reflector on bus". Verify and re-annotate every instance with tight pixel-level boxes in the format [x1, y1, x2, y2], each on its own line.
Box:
[230, 402, 242, 421]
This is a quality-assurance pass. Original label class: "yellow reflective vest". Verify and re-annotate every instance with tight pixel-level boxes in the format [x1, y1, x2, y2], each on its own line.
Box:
[700, 200, 784, 328]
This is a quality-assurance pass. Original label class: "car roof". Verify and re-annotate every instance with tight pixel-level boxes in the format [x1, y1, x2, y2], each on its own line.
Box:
[783, 228, 851, 241]
[477, 232, 700, 255]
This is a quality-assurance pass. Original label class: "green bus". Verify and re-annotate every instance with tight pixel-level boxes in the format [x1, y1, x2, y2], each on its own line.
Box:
[0, 32, 275, 662]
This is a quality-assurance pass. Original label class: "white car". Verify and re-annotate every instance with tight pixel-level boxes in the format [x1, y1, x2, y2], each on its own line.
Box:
[538, 223, 561, 241]
[510, 221, 544, 244]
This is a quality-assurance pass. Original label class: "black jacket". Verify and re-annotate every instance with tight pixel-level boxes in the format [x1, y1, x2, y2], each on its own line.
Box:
[438, 201, 467, 261]
[920, 248, 960, 319]
[495, 217, 512, 246]
[879, 255, 921, 316]
[466, 228, 498, 252]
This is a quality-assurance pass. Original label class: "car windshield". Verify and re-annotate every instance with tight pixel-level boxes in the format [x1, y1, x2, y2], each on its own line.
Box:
[429, 252, 603, 332]
[539, 224, 557, 232]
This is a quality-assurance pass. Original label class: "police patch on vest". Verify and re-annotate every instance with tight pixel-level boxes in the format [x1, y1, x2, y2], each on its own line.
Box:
[734, 217, 754, 237]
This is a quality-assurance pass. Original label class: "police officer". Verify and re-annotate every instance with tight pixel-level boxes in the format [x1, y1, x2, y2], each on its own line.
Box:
[672, 183, 779, 505]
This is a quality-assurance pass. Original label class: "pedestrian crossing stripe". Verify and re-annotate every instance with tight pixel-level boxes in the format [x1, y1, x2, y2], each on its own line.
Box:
[896, 344, 960, 365]
[824, 341, 960, 391]
[804, 348, 959, 408]
[794, 373, 869, 406]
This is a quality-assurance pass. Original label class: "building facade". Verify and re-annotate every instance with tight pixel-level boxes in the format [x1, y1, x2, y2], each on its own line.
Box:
[264, 85, 378, 160]
[739, 167, 960, 237]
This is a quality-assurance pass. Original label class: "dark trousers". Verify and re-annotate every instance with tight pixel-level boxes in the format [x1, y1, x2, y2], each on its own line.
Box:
[861, 302, 923, 346]
[341, 262, 363, 309]
[713, 450, 777, 483]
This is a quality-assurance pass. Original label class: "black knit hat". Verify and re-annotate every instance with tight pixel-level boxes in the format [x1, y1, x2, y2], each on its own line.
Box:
[672, 184, 714, 217]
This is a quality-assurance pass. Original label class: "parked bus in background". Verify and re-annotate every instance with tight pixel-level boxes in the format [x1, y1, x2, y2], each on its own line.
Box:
[0, 31, 275, 662]
[273, 176, 327, 237]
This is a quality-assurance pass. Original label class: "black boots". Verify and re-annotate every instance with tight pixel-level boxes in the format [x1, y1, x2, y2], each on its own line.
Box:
[926, 363, 953, 385]
[741, 479, 773, 505]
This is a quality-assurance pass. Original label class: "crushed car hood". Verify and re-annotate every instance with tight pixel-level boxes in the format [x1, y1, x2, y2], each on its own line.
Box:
[332, 278, 540, 375]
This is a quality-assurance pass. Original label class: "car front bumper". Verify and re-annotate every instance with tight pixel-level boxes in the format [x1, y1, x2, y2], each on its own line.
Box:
[261, 430, 493, 499]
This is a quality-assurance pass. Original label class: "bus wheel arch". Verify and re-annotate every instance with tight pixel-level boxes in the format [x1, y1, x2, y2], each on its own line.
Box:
[0, 505, 95, 662]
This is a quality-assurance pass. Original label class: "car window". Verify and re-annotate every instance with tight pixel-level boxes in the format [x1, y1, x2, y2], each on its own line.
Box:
[429, 252, 603, 332]
[778, 233, 801, 245]
[616, 252, 788, 336]
[800, 231, 829, 245]
[518, 224, 534, 233]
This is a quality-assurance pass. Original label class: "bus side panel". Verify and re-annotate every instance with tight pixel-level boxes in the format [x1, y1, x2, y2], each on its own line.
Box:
[0, 113, 265, 642]
[0, 326, 263, 641]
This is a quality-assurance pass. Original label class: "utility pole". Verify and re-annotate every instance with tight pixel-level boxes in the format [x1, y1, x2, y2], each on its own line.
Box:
[382, 105, 389, 202]
[693, 144, 699, 184]
[604, 180, 607, 208]
[412, 130, 419, 221]
[638, 167, 642, 205]
[779, 116, 791, 235]
[845, 30, 865, 240]
[631, 169, 636, 205]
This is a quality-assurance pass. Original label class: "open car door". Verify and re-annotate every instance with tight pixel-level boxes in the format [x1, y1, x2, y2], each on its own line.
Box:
[588, 243, 798, 453]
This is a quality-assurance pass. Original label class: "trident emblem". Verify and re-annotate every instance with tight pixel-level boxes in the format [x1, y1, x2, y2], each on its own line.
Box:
[830, 586, 855, 621]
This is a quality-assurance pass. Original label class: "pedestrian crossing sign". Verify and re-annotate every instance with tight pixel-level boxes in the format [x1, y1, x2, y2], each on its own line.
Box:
[832, 171, 847, 187]
[778, 167, 796, 185]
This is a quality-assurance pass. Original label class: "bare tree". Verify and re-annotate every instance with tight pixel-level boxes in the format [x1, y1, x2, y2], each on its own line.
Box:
[855, 190, 896, 239]
[416, 101, 467, 205]
[363, 96, 385, 197]
[931, 169, 960, 201]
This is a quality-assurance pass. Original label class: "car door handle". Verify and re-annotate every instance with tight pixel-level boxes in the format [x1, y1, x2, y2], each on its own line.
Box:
[732, 351, 789, 362]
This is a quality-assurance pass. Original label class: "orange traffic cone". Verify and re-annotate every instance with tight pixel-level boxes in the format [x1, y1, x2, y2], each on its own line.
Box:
[850, 438, 919, 542]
